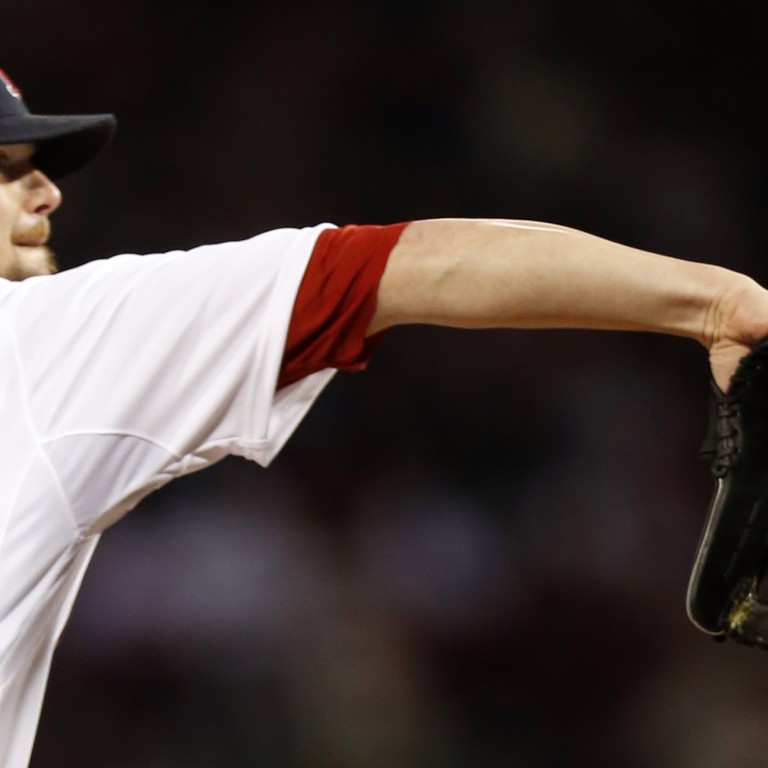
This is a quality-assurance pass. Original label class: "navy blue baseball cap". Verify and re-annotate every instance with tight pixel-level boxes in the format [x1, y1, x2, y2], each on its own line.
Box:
[0, 68, 116, 179]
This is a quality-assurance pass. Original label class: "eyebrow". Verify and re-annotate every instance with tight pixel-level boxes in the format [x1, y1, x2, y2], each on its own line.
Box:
[0, 150, 20, 167]
[0, 148, 31, 172]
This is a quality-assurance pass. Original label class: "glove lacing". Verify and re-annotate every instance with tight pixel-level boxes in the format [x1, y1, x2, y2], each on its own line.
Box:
[706, 350, 767, 477]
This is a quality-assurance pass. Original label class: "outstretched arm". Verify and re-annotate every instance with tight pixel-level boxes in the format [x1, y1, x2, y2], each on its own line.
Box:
[367, 218, 768, 391]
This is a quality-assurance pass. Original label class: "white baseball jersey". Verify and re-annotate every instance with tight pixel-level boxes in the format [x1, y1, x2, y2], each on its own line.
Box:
[0, 224, 336, 768]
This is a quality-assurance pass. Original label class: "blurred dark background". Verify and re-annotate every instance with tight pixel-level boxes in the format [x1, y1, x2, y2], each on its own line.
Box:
[7, 1, 768, 766]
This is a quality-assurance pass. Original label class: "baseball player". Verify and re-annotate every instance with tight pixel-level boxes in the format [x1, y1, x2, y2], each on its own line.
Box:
[1, 67, 768, 767]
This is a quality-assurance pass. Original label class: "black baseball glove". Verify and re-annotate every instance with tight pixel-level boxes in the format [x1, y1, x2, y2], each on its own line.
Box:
[688, 339, 768, 648]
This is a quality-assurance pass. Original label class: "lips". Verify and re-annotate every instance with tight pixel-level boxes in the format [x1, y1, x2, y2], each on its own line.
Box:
[13, 239, 47, 247]
[13, 220, 50, 247]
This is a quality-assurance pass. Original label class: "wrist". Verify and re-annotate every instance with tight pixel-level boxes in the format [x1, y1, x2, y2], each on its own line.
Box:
[670, 263, 751, 349]
[697, 269, 762, 350]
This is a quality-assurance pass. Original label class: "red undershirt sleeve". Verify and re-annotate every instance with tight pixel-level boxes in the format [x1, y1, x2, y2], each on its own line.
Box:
[277, 222, 410, 389]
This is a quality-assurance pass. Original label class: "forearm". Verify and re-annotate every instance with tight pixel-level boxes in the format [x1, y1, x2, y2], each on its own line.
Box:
[369, 218, 750, 347]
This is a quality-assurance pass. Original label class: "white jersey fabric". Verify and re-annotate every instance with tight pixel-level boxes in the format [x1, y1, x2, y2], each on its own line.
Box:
[0, 224, 336, 767]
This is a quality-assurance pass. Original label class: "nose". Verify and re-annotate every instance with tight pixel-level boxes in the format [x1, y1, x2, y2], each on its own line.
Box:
[22, 169, 62, 216]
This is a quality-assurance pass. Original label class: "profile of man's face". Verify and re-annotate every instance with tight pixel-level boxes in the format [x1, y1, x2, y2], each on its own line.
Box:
[0, 142, 61, 280]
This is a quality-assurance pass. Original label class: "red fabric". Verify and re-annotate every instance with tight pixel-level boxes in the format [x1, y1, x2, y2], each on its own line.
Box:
[278, 222, 409, 389]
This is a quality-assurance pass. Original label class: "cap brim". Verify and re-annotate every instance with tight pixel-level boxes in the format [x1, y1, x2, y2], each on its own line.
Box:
[0, 113, 116, 179]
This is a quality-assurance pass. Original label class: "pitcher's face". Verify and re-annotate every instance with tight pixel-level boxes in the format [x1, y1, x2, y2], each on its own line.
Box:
[0, 142, 61, 280]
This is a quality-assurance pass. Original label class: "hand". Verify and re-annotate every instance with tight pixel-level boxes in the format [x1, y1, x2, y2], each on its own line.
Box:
[707, 275, 768, 391]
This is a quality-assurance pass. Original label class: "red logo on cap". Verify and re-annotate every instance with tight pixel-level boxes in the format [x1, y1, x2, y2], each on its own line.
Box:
[0, 69, 22, 100]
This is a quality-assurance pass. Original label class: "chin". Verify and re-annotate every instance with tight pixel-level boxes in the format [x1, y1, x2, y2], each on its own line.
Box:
[14, 246, 57, 280]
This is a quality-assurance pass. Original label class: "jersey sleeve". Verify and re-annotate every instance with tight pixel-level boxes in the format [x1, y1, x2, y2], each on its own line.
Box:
[278, 222, 409, 389]
[4, 225, 335, 474]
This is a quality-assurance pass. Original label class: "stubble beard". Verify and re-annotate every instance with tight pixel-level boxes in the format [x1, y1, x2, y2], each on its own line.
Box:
[7, 219, 57, 280]
[9, 245, 58, 280]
